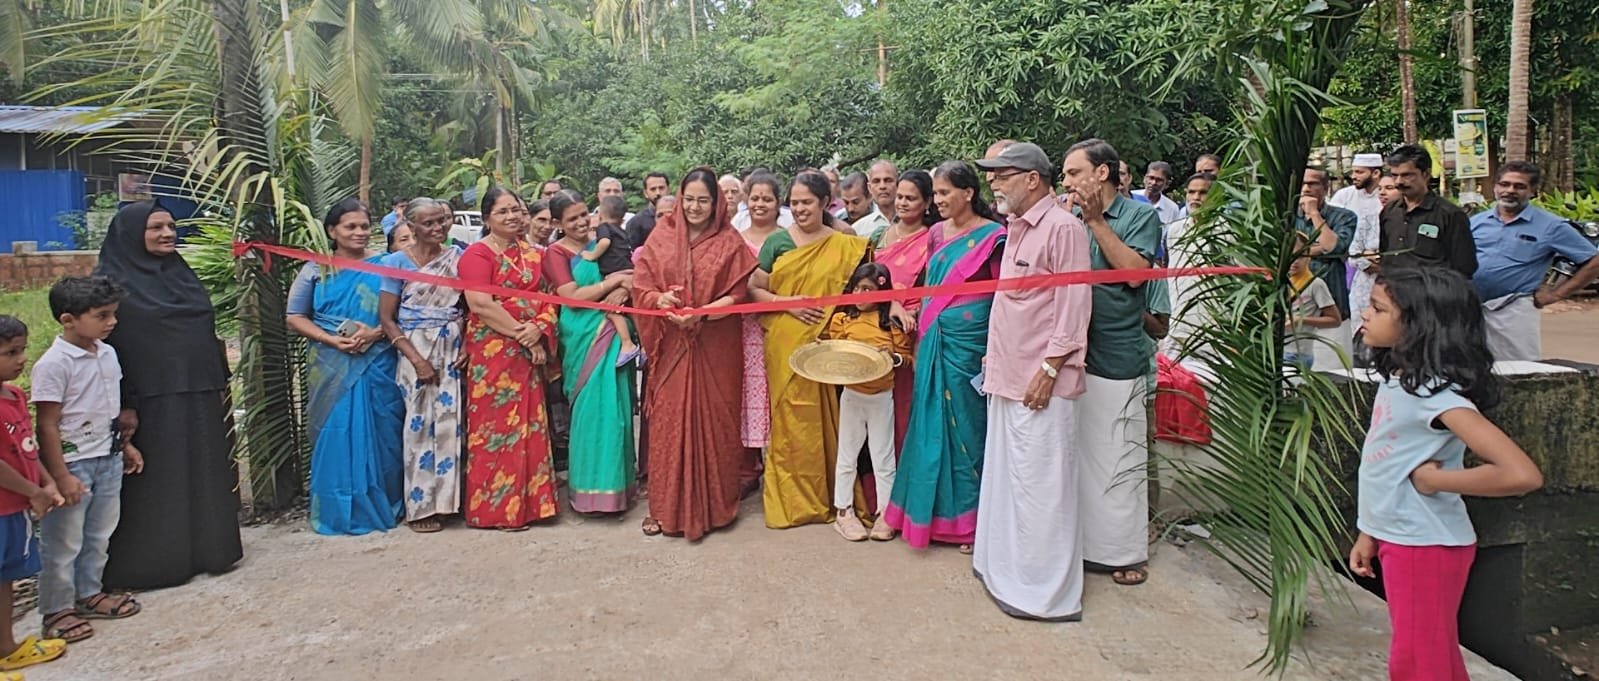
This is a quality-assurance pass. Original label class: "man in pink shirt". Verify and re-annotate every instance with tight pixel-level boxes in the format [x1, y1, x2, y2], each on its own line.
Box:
[972, 142, 1093, 621]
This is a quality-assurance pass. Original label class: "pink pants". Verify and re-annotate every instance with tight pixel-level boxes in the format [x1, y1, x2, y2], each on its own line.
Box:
[1377, 541, 1476, 681]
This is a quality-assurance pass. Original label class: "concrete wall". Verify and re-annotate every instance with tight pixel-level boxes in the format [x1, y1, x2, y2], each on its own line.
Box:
[0, 250, 98, 290]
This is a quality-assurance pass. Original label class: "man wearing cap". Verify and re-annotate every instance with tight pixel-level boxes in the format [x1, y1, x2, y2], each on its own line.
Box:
[1331, 153, 1386, 231]
[1061, 138, 1162, 588]
[972, 141, 1093, 621]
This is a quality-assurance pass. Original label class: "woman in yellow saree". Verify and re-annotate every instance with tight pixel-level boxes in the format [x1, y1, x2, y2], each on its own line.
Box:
[749, 172, 871, 528]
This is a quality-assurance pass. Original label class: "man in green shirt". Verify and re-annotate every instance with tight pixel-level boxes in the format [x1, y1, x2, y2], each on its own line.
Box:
[1060, 138, 1163, 587]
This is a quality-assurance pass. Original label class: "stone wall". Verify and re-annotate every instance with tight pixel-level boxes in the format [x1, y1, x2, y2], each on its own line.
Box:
[0, 251, 98, 291]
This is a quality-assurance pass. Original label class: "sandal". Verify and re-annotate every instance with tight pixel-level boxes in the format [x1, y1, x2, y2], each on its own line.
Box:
[76, 592, 141, 620]
[498, 524, 531, 533]
[41, 611, 93, 643]
[1112, 564, 1150, 586]
[0, 635, 67, 671]
[641, 517, 662, 536]
[959, 544, 973, 555]
[408, 517, 444, 533]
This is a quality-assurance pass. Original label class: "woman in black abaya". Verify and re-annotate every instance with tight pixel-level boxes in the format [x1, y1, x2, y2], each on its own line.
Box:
[97, 200, 243, 589]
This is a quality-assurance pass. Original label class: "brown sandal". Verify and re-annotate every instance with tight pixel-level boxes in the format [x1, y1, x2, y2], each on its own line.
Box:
[408, 517, 444, 533]
[641, 517, 662, 536]
[76, 592, 141, 619]
[1112, 565, 1150, 586]
[42, 611, 93, 643]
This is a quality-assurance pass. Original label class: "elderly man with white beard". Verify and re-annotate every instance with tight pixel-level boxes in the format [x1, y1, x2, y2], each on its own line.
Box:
[971, 141, 1093, 621]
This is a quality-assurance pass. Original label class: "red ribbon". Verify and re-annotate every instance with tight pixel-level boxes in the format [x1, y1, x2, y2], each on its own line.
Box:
[232, 241, 1268, 318]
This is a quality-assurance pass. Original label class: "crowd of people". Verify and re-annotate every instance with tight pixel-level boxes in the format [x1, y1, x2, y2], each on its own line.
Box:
[0, 133, 1584, 679]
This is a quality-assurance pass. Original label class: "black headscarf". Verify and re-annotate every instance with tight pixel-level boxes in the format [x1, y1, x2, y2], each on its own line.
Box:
[96, 200, 228, 402]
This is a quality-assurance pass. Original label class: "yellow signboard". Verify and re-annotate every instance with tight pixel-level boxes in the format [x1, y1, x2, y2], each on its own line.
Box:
[1453, 109, 1490, 179]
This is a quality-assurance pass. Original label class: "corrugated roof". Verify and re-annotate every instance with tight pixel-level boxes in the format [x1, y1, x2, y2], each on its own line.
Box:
[0, 105, 138, 134]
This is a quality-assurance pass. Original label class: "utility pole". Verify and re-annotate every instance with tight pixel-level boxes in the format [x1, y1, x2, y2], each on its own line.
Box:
[876, 0, 887, 87]
[1458, 0, 1486, 202]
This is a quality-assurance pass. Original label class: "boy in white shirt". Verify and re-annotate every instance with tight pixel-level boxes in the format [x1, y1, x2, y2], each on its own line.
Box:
[33, 276, 144, 644]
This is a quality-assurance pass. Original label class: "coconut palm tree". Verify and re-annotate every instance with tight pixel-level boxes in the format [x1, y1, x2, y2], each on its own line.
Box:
[300, 0, 566, 196]
[1505, 0, 1532, 161]
[29, 0, 355, 507]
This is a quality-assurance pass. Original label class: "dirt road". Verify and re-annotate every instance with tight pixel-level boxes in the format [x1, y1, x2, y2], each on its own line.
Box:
[23, 493, 1513, 681]
[26, 298, 1590, 680]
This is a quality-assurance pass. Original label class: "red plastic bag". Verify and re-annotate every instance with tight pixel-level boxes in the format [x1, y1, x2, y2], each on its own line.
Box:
[1155, 353, 1212, 445]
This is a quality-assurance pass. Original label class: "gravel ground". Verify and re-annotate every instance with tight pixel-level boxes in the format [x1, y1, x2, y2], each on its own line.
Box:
[18, 494, 1514, 681]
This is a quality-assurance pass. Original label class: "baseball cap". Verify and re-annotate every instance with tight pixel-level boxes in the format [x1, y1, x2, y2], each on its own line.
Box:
[974, 142, 1054, 176]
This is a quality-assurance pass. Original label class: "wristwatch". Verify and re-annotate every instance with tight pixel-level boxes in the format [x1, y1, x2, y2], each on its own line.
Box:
[1039, 361, 1058, 379]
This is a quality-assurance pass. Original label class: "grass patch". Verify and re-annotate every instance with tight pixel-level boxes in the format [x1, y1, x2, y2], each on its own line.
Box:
[0, 286, 58, 392]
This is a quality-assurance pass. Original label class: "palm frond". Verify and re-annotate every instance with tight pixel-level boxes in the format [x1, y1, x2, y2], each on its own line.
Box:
[1158, 0, 1372, 673]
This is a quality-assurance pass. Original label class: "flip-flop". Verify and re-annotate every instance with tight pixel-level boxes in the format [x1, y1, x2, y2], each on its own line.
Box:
[41, 611, 93, 643]
[76, 592, 141, 620]
[0, 635, 67, 672]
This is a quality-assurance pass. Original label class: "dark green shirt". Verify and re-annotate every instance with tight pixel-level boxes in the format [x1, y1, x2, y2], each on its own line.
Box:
[1294, 203, 1357, 320]
[1086, 194, 1162, 380]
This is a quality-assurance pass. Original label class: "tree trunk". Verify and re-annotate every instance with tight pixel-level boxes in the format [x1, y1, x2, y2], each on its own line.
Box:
[212, 0, 303, 509]
[1505, 0, 1532, 161]
[688, 0, 697, 45]
[1396, 0, 1418, 143]
[494, 102, 507, 178]
[359, 136, 372, 205]
[637, 0, 648, 62]
[1551, 93, 1573, 191]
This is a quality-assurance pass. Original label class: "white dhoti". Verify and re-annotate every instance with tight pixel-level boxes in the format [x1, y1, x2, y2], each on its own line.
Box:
[973, 396, 1082, 621]
[1483, 294, 1541, 362]
[1077, 374, 1149, 568]
[1311, 320, 1354, 370]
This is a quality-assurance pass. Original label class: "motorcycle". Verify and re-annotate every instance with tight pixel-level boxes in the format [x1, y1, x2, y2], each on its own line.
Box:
[1545, 219, 1599, 293]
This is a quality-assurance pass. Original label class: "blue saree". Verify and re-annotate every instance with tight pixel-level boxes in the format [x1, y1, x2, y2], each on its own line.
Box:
[292, 258, 406, 535]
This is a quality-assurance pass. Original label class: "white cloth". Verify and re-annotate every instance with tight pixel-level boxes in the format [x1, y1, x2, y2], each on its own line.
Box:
[850, 208, 889, 238]
[29, 337, 122, 463]
[1162, 216, 1208, 357]
[1329, 186, 1383, 233]
[1076, 374, 1149, 568]
[1347, 213, 1381, 321]
[1483, 294, 1541, 361]
[833, 388, 896, 512]
[1137, 190, 1181, 224]
[974, 395, 1083, 621]
[733, 206, 793, 231]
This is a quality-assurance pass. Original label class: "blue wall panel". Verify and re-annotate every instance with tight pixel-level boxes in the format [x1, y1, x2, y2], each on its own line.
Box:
[0, 170, 85, 251]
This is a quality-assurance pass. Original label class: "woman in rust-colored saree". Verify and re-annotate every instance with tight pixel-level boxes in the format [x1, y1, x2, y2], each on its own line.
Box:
[632, 167, 758, 540]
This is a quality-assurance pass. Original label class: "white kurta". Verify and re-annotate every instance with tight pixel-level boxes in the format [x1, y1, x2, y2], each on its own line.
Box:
[973, 396, 1083, 621]
[1076, 374, 1150, 568]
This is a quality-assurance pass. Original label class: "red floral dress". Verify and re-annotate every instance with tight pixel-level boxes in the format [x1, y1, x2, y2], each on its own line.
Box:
[459, 240, 560, 528]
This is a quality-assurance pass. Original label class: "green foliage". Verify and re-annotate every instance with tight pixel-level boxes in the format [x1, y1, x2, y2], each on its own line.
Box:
[1161, 0, 1370, 672]
[885, 0, 1234, 172]
[0, 286, 56, 393]
[1538, 187, 1599, 222]
[1319, 0, 1463, 144]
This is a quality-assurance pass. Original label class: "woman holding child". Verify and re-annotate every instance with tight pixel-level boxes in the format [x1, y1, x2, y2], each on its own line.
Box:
[286, 198, 406, 536]
[460, 187, 559, 530]
[97, 200, 242, 588]
[543, 192, 638, 514]
[632, 167, 758, 539]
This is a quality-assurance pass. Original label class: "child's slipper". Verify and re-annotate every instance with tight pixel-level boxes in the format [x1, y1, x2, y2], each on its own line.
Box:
[0, 635, 67, 671]
[615, 347, 642, 368]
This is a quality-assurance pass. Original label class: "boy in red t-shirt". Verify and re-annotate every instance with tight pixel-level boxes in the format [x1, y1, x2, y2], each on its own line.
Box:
[0, 315, 67, 677]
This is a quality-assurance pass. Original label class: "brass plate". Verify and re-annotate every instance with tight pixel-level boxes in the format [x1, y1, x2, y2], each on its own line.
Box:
[789, 339, 893, 386]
